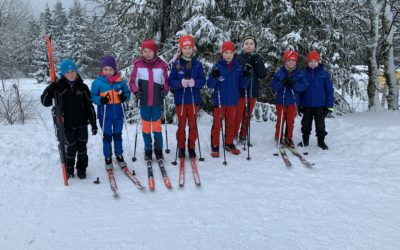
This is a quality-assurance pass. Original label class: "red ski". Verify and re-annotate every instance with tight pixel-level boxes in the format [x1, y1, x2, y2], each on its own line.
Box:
[179, 158, 185, 187]
[190, 158, 201, 186]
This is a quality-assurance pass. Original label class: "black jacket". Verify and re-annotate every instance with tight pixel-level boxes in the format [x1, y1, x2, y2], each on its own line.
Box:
[41, 76, 97, 129]
[236, 52, 267, 98]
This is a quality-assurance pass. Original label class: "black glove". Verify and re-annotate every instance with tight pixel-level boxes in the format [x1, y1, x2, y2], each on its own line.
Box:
[46, 84, 57, 95]
[242, 63, 252, 78]
[134, 90, 143, 99]
[91, 124, 98, 135]
[119, 93, 127, 103]
[282, 78, 295, 88]
[211, 67, 220, 79]
[249, 54, 260, 66]
[100, 96, 109, 104]
[161, 88, 168, 98]
[298, 108, 304, 117]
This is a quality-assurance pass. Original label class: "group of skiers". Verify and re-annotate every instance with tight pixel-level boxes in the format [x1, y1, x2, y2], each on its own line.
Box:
[41, 34, 334, 180]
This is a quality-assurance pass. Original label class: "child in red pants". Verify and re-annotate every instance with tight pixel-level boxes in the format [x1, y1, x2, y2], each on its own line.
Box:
[207, 41, 251, 157]
[169, 35, 206, 158]
[271, 50, 307, 148]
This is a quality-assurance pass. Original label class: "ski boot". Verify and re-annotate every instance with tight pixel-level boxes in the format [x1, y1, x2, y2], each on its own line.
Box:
[116, 155, 127, 168]
[225, 144, 240, 155]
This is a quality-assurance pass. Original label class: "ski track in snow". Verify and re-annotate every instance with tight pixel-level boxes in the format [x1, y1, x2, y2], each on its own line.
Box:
[0, 81, 399, 249]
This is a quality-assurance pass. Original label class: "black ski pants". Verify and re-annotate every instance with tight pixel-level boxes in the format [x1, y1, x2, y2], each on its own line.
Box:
[64, 126, 89, 171]
[300, 106, 328, 139]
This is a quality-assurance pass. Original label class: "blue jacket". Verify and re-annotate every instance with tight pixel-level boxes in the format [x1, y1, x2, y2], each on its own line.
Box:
[272, 66, 307, 106]
[169, 56, 206, 105]
[91, 75, 131, 121]
[207, 58, 250, 106]
[236, 52, 267, 98]
[300, 64, 334, 108]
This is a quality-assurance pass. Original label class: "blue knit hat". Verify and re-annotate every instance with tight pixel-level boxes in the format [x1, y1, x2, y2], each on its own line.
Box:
[59, 59, 78, 77]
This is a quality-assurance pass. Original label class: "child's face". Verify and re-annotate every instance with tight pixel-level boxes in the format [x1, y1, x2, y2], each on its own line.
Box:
[285, 59, 297, 69]
[64, 70, 77, 81]
[181, 46, 194, 58]
[142, 48, 155, 61]
[102, 66, 115, 76]
[308, 60, 319, 69]
[242, 40, 255, 53]
[222, 50, 234, 63]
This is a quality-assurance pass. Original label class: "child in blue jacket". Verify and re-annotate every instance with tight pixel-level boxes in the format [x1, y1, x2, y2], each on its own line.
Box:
[299, 51, 334, 150]
[207, 41, 251, 157]
[271, 50, 307, 148]
[91, 56, 131, 169]
[169, 35, 206, 159]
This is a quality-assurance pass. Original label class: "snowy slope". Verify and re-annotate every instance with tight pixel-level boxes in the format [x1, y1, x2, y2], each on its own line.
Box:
[0, 81, 399, 250]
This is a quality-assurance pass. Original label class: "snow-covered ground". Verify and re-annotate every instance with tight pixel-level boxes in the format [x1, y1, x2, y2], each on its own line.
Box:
[1, 80, 400, 249]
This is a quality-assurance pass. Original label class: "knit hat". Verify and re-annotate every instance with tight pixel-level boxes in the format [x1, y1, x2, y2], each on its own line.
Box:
[59, 59, 78, 77]
[242, 35, 257, 47]
[140, 39, 158, 54]
[100, 55, 117, 71]
[283, 50, 299, 62]
[221, 41, 236, 54]
[307, 51, 321, 62]
[178, 35, 195, 50]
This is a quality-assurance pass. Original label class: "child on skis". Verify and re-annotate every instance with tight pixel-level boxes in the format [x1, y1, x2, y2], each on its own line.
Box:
[41, 59, 97, 179]
[234, 35, 267, 145]
[271, 50, 307, 148]
[169, 35, 206, 159]
[129, 39, 169, 161]
[91, 55, 131, 170]
[299, 51, 334, 150]
[207, 41, 251, 157]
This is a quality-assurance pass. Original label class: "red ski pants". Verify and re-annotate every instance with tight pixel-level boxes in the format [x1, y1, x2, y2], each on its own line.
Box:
[275, 104, 297, 140]
[176, 104, 199, 150]
[211, 106, 236, 146]
[234, 97, 256, 138]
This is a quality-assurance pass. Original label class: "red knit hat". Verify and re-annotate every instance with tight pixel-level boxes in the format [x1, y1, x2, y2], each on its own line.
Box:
[283, 50, 299, 62]
[140, 39, 157, 54]
[221, 41, 236, 54]
[307, 51, 321, 62]
[178, 35, 195, 50]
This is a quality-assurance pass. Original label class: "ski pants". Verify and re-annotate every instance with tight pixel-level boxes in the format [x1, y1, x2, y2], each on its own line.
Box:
[275, 104, 297, 140]
[301, 106, 328, 138]
[64, 126, 88, 171]
[234, 97, 256, 139]
[176, 104, 199, 150]
[140, 105, 163, 151]
[211, 106, 236, 146]
[100, 118, 124, 159]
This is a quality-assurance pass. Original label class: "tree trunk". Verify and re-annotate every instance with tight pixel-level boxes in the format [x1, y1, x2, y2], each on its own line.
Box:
[382, 2, 399, 110]
[366, 0, 381, 110]
[160, 0, 173, 50]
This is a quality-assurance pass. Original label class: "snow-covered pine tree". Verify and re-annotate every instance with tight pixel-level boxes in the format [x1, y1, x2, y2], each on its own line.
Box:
[51, 0, 68, 64]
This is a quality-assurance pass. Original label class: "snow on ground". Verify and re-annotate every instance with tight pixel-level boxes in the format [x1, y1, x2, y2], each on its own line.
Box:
[0, 80, 400, 249]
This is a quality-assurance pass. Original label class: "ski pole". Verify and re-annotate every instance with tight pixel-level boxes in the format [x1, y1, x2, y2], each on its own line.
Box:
[94, 103, 108, 184]
[163, 98, 170, 154]
[242, 89, 248, 151]
[132, 99, 140, 162]
[121, 99, 133, 160]
[190, 87, 204, 161]
[171, 88, 186, 165]
[291, 89, 308, 155]
[245, 89, 251, 160]
[217, 86, 227, 166]
[273, 87, 286, 156]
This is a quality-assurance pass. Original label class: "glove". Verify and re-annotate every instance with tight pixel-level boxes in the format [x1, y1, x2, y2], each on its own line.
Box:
[298, 108, 304, 117]
[282, 78, 295, 88]
[161, 88, 168, 98]
[100, 96, 109, 104]
[119, 93, 127, 103]
[325, 107, 334, 116]
[242, 63, 252, 78]
[188, 78, 195, 88]
[181, 79, 190, 88]
[91, 124, 98, 136]
[211, 67, 220, 78]
[134, 90, 143, 99]
[249, 54, 260, 66]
